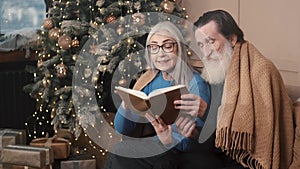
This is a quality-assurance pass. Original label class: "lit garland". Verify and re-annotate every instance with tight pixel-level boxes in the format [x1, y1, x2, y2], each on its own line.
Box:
[24, 0, 189, 159]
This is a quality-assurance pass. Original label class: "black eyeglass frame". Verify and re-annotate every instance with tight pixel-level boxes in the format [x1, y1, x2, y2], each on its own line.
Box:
[146, 42, 177, 54]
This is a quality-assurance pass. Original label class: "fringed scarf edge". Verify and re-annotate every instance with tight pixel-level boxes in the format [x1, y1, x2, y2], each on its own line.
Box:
[216, 127, 266, 169]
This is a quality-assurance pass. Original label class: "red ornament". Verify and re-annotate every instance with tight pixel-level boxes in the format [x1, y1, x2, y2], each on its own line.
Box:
[106, 15, 117, 23]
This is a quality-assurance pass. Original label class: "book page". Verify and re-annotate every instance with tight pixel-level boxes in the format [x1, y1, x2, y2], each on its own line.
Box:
[115, 86, 150, 116]
[115, 86, 148, 100]
[148, 84, 186, 98]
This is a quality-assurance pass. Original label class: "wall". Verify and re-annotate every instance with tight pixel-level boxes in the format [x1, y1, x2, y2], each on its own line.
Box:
[182, 0, 300, 100]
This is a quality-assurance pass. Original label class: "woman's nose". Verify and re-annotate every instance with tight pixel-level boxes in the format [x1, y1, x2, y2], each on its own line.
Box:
[156, 48, 166, 57]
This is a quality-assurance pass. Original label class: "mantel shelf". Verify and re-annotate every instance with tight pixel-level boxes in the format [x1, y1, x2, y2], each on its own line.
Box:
[0, 50, 36, 63]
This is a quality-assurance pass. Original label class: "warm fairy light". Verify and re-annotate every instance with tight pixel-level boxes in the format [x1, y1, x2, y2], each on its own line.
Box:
[25, 0, 189, 156]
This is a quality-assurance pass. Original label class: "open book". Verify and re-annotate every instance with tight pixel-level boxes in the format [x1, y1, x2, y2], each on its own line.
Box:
[115, 85, 189, 125]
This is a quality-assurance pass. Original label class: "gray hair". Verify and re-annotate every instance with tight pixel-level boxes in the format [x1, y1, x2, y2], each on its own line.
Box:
[145, 21, 194, 87]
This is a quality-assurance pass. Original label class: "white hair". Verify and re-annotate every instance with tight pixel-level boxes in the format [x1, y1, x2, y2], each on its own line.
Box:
[145, 21, 194, 87]
[201, 40, 233, 84]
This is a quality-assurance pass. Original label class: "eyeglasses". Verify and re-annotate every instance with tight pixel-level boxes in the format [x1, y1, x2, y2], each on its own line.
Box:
[147, 42, 177, 54]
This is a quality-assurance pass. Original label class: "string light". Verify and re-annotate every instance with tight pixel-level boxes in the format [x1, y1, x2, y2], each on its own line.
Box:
[26, 0, 189, 160]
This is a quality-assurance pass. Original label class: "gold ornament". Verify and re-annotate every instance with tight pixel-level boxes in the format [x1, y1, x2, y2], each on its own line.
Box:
[42, 78, 51, 87]
[98, 56, 109, 63]
[48, 28, 61, 41]
[37, 59, 44, 68]
[106, 15, 117, 23]
[42, 18, 54, 30]
[72, 37, 80, 47]
[118, 77, 127, 87]
[56, 63, 67, 78]
[92, 76, 99, 84]
[72, 54, 78, 61]
[132, 12, 146, 25]
[58, 35, 72, 50]
[160, 0, 175, 14]
[126, 37, 134, 45]
[116, 25, 124, 35]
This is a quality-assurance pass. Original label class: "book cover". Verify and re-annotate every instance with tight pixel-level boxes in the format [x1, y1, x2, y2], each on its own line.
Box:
[115, 85, 189, 124]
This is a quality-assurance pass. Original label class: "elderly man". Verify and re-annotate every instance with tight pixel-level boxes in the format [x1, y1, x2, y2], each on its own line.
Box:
[192, 9, 297, 169]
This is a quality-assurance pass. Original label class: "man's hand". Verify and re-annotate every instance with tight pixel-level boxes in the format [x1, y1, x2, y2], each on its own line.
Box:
[174, 93, 207, 118]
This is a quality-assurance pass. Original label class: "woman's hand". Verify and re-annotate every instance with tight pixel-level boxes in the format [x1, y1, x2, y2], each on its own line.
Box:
[174, 93, 207, 118]
[145, 113, 173, 145]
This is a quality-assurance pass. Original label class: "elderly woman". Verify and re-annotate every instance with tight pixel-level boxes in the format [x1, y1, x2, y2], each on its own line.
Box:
[105, 21, 210, 169]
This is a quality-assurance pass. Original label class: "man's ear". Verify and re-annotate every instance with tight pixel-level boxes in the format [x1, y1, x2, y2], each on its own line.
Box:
[229, 34, 237, 47]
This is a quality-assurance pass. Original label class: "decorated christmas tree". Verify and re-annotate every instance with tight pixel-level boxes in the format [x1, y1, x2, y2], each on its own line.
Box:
[23, 0, 190, 160]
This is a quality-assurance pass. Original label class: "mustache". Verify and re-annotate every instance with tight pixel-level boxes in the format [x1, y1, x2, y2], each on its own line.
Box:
[203, 51, 221, 61]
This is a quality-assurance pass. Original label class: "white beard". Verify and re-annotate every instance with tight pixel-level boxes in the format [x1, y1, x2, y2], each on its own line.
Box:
[201, 42, 233, 84]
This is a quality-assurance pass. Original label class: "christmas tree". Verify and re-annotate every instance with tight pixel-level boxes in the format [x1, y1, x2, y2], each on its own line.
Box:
[23, 0, 189, 155]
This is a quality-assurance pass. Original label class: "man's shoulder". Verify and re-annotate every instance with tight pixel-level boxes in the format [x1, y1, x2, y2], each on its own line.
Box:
[251, 54, 279, 74]
[246, 43, 279, 74]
